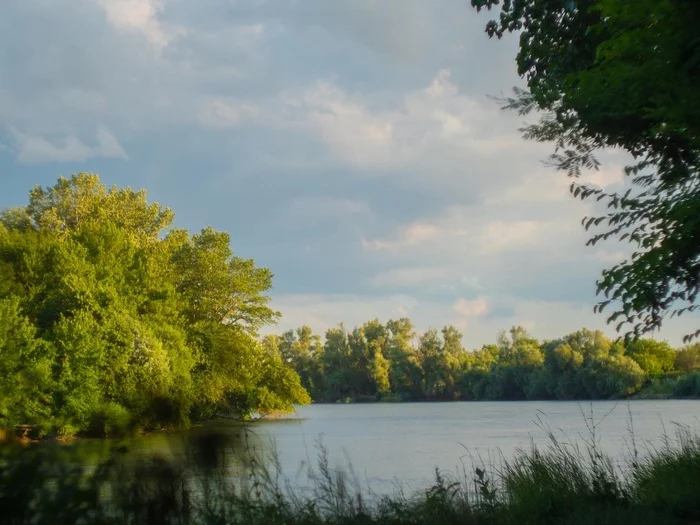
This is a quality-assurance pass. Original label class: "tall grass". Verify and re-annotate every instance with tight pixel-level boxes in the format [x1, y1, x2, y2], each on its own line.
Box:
[1, 415, 699, 524]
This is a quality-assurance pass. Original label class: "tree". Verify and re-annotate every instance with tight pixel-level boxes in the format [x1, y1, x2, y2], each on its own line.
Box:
[580, 354, 645, 398]
[272, 327, 325, 399]
[348, 320, 391, 397]
[563, 329, 611, 360]
[0, 174, 308, 435]
[418, 327, 463, 399]
[472, 0, 700, 340]
[0, 297, 55, 433]
[675, 343, 700, 372]
[541, 341, 585, 399]
[320, 324, 356, 400]
[385, 318, 423, 399]
[490, 326, 543, 399]
[624, 338, 676, 376]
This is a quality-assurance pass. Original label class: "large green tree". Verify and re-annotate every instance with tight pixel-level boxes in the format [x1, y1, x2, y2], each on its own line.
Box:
[472, 0, 700, 340]
[0, 174, 308, 436]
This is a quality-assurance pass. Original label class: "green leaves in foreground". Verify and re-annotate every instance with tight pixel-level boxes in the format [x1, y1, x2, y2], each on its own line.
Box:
[0, 173, 309, 436]
[472, 0, 700, 341]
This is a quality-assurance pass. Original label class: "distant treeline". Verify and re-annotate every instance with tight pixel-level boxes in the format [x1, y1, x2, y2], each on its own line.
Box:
[264, 321, 700, 403]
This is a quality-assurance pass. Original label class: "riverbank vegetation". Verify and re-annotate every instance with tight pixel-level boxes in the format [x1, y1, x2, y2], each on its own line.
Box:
[1, 422, 699, 524]
[2, 174, 698, 439]
[0, 174, 309, 438]
[268, 322, 700, 403]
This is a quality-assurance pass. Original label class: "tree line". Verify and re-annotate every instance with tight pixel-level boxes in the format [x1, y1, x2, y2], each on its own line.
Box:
[265, 321, 700, 403]
[0, 174, 309, 437]
[2, 175, 698, 438]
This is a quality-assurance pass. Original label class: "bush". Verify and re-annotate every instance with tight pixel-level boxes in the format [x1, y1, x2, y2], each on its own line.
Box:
[672, 372, 700, 397]
[87, 402, 133, 437]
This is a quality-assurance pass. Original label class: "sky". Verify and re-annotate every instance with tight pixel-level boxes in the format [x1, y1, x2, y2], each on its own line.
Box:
[0, 0, 696, 348]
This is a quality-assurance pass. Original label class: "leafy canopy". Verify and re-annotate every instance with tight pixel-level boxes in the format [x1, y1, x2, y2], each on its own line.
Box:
[472, 0, 700, 341]
[0, 174, 309, 436]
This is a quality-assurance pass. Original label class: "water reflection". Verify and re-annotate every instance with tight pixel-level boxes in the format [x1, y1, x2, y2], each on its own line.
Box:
[5, 400, 700, 497]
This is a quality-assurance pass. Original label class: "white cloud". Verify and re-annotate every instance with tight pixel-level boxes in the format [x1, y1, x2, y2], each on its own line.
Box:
[12, 126, 128, 163]
[360, 206, 575, 259]
[483, 170, 571, 206]
[581, 163, 627, 190]
[476, 220, 544, 254]
[93, 0, 172, 48]
[299, 82, 399, 168]
[294, 69, 506, 170]
[596, 250, 627, 264]
[361, 222, 441, 253]
[194, 68, 521, 178]
[453, 297, 488, 317]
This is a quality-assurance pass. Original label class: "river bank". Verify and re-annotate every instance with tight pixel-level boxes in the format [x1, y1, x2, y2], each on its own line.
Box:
[1, 420, 699, 525]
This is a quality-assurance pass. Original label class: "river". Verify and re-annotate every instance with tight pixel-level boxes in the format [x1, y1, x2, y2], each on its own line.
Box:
[62, 400, 700, 495]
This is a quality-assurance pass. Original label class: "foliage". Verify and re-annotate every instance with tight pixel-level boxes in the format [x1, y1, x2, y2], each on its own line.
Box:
[674, 343, 700, 372]
[632, 426, 700, 519]
[624, 339, 675, 376]
[273, 319, 696, 402]
[0, 174, 309, 436]
[471, 0, 700, 341]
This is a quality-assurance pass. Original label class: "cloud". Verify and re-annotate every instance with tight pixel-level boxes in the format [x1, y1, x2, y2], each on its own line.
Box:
[362, 222, 441, 253]
[2, 0, 698, 349]
[291, 69, 510, 171]
[476, 220, 545, 255]
[12, 126, 128, 163]
[192, 68, 526, 184]
[370, 267, 450, 288]
[360, 205, 576, 259]
[198, 98, 261, 129]
[93, 0, 172, 49]
[596, 250, 628, 264]
[453, 297, 488, 318]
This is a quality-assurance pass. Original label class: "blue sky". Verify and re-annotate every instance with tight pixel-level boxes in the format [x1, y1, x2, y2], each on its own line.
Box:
[1, 0, 695, 347]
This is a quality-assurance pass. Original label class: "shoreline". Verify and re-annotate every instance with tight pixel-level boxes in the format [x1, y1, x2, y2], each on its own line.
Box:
[5, 396, 699, 443]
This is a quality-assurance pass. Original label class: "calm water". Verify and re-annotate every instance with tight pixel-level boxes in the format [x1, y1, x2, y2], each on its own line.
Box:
[51, 400, 700, 494]
[27, 400, 700, 493]
[248, 400, 700, 492]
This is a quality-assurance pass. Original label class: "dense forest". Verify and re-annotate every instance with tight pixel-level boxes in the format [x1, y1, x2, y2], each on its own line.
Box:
[267, 321, 700, 403]
[0, 174, 309, 437]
